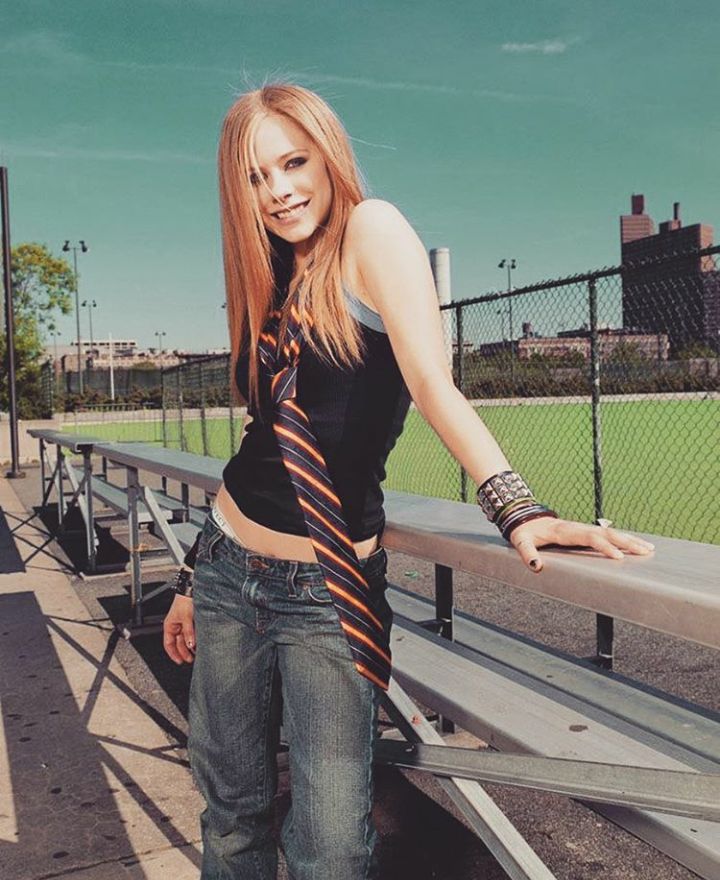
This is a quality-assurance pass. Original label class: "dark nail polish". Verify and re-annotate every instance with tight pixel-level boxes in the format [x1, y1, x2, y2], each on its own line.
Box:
[529, 559, 539, 570]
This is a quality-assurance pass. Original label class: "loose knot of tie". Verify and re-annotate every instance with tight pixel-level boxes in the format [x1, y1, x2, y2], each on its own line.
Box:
[258, 298, 307, 411]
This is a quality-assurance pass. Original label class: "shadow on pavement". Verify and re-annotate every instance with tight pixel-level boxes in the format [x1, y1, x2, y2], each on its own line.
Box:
[0, 506, 26, 574]
[0, 590, 201, 879]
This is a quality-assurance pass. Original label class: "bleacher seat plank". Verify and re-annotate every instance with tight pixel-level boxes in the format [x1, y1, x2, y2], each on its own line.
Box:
[388, 586, 720, 767]
[383, 491, 720, 650]
[390, 617, 720, 877]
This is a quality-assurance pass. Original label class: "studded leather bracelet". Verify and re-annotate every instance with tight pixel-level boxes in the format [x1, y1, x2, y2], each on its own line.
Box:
[171, 568, 194, 599]
[476, 470, 558, 541]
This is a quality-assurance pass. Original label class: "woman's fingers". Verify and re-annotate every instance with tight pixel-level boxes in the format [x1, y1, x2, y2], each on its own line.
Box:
[511, 518, 656, 569]
[163, 596, 196, 665]
[604, 528, 655, 555]
[552, 521, 655, 559]
[511, 536, 543, 573]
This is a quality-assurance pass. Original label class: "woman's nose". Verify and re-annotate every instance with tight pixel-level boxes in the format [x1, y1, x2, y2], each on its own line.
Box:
[266, 171, 293, 203]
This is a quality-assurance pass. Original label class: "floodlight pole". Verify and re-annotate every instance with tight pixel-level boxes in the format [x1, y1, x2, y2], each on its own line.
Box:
[63, 240, 88, 394]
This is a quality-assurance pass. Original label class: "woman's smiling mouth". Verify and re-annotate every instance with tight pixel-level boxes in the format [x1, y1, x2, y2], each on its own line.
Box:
[273, 200, 310, 223]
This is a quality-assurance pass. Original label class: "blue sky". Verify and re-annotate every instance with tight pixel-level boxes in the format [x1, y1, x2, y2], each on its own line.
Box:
[1, 0, 718, 352]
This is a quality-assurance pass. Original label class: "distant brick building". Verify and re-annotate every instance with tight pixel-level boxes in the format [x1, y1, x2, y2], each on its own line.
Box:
[518, 328, 669, 362]
[620, 194, 720, 354]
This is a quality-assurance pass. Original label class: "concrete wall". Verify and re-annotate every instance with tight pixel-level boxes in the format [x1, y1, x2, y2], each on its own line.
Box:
[0, 417, 63, 466]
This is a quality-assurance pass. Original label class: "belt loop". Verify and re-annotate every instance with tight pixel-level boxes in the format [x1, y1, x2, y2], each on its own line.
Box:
[287, 561, 299, 597]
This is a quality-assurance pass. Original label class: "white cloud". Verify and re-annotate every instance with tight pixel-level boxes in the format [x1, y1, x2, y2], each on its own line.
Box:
[501, 39, 570, 55]
[0, 30, 86, 66]
[0, 142, 211, 165]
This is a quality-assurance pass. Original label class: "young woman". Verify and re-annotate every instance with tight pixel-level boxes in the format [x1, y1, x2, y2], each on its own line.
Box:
[163, 83, 654, 879]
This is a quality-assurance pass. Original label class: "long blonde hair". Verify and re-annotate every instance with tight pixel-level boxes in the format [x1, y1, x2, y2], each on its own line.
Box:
[218, 82, 369, 410]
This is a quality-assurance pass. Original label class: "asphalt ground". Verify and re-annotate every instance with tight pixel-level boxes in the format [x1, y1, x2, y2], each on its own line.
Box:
[11, 461, 719, 880]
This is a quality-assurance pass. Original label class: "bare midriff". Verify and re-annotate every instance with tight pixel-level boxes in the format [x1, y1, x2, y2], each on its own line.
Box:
[215, 482, 379, 562]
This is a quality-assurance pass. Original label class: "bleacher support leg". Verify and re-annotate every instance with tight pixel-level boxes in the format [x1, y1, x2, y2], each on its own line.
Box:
[127, 466, 144, 626]
[595, 614, 614, 670]
[55, 444, 66, 530]
[39, 438, 46, 499]
[181, 482, 190, 522]
[83, 448, 96, 573]
[435, 563, 456, 733]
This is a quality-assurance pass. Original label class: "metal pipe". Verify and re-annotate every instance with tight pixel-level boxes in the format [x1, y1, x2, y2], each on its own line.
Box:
[126, 466, 143, 626]
[455, 303, 467, 503]
[588, 277, 613, 669]
[1, 167, 24, 478]
[73, 248, 82, 393]
[83, 448, 96, 572]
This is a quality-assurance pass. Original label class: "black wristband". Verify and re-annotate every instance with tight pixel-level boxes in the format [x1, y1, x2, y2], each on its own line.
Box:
[182, 531, 202, 570]
[171, 568, 194, 598]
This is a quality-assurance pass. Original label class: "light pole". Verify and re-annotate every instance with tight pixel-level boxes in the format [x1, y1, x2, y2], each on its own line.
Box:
[81, 299, 97, 368]
[496, 306, 510, 341]
[62, 240, 88, 394]
[498, 259, 517, 384]
[155, 330, 166, 354]
[1, 166, 24, 477]
[498, 259, 517, 343]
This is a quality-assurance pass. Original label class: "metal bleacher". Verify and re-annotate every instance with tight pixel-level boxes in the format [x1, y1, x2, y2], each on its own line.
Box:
[29, 429, 720, 880]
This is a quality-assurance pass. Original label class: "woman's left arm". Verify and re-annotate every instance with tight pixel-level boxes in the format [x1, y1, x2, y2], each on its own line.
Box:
[346, 200, 655, 571]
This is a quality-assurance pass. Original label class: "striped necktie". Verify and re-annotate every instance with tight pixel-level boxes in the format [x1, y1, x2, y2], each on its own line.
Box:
[257, 287, 392, 690]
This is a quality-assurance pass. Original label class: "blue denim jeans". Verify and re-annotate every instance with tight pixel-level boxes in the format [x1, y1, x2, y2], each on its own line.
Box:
[188, 514, 393, 879]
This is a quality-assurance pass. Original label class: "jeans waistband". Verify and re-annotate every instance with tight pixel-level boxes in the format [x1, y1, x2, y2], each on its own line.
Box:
[210, 501, 245, 546]
[205, 507, 386, 580]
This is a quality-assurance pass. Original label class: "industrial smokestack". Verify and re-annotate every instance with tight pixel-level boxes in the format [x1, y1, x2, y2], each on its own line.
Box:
[631, 194, 645, 215]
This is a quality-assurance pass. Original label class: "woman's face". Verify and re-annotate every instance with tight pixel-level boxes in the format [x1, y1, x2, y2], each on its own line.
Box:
[249, 113, 333, 259]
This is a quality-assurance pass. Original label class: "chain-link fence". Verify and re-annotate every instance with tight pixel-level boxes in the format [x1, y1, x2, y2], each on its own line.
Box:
[68, 403, 164, 442]
[161, 355, 241, 459]
[149, 245, 718, 545]
[39, 361, 55, 418]
[438, 245, 719, 544]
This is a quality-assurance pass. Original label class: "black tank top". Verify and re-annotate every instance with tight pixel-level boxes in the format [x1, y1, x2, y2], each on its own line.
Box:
[222, 286, 412, 541]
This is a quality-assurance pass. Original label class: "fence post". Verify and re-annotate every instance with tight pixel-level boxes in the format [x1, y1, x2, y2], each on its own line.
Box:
[161, 370, 167, 448]
[199, 360, 209, 456]
[456, 303, 468, 503]
[588, 277, 613, 669]
[177, 368, 186, 452]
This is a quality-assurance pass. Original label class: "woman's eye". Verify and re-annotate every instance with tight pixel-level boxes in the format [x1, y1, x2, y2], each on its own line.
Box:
[248, 157, 305, 186]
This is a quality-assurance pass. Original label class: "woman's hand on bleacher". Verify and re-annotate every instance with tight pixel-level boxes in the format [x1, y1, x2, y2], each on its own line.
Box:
[163, 596, 196, 664]
[509, 516, 655, 573]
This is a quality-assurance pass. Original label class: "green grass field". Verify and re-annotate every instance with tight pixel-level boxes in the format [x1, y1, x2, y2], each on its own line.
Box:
[66, 398, 719, 544]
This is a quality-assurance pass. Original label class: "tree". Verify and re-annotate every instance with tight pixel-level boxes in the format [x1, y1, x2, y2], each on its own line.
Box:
[606, 340, 646, 366]
[0, 243, 74, 417]
[676, 342, 718, 360]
